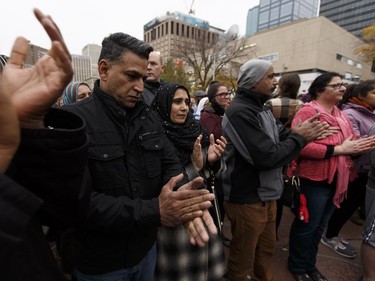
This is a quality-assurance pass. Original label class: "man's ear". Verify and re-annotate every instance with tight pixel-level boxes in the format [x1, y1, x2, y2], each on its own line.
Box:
[98, 60, 110, 81]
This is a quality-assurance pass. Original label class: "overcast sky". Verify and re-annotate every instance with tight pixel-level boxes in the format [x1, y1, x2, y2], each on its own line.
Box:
[1, 0, 259, 56]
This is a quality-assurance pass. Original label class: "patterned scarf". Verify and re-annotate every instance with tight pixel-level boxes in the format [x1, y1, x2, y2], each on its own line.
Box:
[153, 83, 210, 166]
[308, 100, 355, 207]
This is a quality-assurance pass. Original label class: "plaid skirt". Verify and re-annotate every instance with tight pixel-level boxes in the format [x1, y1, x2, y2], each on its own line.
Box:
[155, 224, 226, 281]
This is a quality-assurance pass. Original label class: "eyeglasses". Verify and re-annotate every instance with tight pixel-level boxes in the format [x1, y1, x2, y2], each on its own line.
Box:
[326, 82, 345, 90]
[215, 92, 230, 98]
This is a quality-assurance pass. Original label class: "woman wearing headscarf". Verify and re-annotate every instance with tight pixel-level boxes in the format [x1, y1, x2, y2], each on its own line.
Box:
[59, 81, 91, 106]
[194, 96, 209, 121]
[287, 73, 375, 281]
[153, 82, 227, 281]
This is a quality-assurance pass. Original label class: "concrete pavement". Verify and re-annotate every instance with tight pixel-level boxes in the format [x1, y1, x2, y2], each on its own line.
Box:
[222, 207, 364, 281]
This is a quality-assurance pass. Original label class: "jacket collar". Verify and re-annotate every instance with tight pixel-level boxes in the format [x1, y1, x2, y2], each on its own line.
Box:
[93, 80, 145, 123]
[236, 86, 270, 107]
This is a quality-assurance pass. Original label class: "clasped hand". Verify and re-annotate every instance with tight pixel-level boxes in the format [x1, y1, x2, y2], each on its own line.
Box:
[159, 173, 215, 246]
[292, 113, 336, 142]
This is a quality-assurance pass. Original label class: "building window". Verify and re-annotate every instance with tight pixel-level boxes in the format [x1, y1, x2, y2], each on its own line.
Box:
[347, 59, 353, 66]
[270, 7, 279, 21]
[165, 22, 168, 35]
[356, 63, 362, 69]
[161, 25, 164, 37]
[182, 24, 185, 37]
[187, 26, 190, 38]
[171, 22, 174, 35]
[176, 23, 179, 35]
[280, 2, 292, 17]
[151, 29, 156, 41]
[259, 53, 278, 62]
[345, 72, 352, 79]
[259, 11, 269, 25]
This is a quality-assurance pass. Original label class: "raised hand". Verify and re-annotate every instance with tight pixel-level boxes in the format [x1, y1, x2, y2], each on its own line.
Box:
[0, 70, 19, 172]
[207, 135, 227, 166]
[192, 134, 204, 171]
[2, 8, 73, 129]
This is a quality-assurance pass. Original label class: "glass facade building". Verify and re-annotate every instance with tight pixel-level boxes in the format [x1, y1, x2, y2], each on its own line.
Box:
[246, 0, 320, 36]
[319, 0, 375, 37]
[258, 0, 319, 31]
[246, 6, 259, 37]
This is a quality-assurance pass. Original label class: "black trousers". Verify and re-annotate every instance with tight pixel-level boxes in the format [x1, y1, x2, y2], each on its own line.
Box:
[325, 173, 367, 238]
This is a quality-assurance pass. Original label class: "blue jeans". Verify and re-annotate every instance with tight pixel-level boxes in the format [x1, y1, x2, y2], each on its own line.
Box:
[75, 243, 156, 281]
[288, 179, 336, 273]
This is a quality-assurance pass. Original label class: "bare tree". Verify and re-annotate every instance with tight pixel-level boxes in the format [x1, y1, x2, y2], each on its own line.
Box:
[176, 30, 249, 90]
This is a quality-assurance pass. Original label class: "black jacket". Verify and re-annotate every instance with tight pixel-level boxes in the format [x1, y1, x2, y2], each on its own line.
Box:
[140, 79, 166, 106]
[0, 108, 90, 281]
[222, 88, 306, 204]
[63, 80, 185, 274]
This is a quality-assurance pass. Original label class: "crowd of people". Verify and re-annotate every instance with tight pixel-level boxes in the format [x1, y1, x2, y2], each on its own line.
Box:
[1, 8, 375, 281]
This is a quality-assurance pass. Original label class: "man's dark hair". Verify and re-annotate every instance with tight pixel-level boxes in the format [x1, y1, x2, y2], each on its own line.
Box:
[308, 72, 340, 100]
[98, 32, 153, 63]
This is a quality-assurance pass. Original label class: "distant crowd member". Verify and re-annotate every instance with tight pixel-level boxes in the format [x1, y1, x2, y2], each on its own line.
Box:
[200, 82, 230, 139]
[265, 72, 303, 127]
[195, 96, 209, 121]
[322, 80, 375, 259]
[59, 81, 92, 106]
[200, 82, 230, 231]
[361, 123, 375, 281]
[193, 90, 207, 119]
[141, 51, 165, 106]
[62, 32, 215, 281]
[287, 73, 375, 281]
[264, 72, 303, 238]
[221, 59, 329, 281]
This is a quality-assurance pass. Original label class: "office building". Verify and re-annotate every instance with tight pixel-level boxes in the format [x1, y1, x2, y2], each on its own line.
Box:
[246, 6, 259, 37]
[143, 11, 224, 62]
[25, 44, 47, 68]
[20, 43, 96, 89]
[82, 44, 102, 88]
[319, 0, 375, 37]
[246, 0, 319, 37]
[234, 16, 374, 92]
[71, 54, 91, 86]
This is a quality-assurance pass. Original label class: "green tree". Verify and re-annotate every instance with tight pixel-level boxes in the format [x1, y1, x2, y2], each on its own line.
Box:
[161, 59, 191, 92]
[355, 24, 375, 63]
